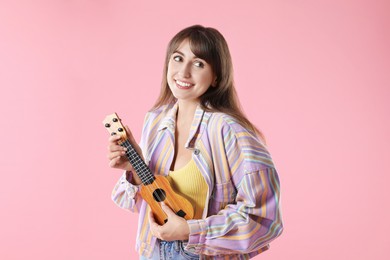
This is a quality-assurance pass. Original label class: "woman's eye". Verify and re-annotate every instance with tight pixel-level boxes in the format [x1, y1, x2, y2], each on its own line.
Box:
[194, 61, 204, 68]
[173, 56, 182, 62]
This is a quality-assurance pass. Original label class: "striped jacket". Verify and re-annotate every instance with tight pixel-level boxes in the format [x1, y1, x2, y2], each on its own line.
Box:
[111, 102, 283, 259]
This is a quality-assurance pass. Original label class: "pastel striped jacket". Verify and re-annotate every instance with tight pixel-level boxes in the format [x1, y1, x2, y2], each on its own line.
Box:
[111, 102, 283, 259]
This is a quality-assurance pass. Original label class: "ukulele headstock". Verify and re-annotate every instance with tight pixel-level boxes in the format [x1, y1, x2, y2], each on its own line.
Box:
[102, 113, 128, 143]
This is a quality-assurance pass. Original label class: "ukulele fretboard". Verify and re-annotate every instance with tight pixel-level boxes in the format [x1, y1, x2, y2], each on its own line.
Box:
[120, 139, 155, 185]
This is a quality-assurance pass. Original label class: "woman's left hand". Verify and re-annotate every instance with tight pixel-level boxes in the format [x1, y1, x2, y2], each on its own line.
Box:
[149, 203, 190, 241]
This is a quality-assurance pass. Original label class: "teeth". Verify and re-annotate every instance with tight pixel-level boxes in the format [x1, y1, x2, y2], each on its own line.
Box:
[176, 80, 192, 87]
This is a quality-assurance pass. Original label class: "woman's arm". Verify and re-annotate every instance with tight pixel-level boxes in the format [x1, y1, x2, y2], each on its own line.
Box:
[185, 115, 283, 255]
[186, 167, 283, 255]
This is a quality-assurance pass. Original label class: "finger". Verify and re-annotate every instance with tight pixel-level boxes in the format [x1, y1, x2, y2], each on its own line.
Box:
[161, 203, 175, 218]
[109, 156, 121, 168]
[108, 134, 122, 143]
[107, 150, 126, 160]
[108, 143, 127, 152]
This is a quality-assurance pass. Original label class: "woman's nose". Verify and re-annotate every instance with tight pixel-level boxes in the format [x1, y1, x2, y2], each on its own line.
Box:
[178, 63, 191, 78]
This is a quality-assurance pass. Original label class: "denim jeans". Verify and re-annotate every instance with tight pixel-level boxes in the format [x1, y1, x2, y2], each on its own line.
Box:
[140, 240, 199, 260]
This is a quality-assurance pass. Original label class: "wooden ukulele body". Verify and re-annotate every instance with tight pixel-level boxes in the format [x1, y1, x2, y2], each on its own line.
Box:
[139, 175, 194, 225]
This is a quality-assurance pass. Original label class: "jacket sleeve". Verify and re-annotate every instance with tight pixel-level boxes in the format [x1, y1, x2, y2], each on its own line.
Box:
[185, 117, 283, 255]
[111, 171, 142, 212]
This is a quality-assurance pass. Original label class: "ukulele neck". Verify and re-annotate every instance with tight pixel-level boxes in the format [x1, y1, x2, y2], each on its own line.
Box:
[120, 139, 155, 185]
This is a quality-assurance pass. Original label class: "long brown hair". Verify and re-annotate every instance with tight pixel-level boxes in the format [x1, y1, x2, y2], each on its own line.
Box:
[152, 25, 265, 142]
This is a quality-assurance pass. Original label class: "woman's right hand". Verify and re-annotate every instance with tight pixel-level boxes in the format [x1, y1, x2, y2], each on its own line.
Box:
[107, 125, 142, 185]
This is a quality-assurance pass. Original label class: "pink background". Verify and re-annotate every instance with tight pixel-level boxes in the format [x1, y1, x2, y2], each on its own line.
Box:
[1, 0, 389, 259]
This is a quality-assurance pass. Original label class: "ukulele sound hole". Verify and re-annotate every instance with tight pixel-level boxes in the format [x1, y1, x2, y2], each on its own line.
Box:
[152, 188, 166, 202]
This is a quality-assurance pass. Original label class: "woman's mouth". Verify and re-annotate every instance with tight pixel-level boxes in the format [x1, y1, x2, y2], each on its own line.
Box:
[175, 80, 194, 89]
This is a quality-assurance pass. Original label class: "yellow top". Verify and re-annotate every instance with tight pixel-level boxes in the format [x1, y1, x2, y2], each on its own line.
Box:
[167, 159, 208, 219]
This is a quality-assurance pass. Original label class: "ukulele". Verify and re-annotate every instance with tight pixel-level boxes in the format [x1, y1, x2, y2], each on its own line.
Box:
[103, 113, 194, 225]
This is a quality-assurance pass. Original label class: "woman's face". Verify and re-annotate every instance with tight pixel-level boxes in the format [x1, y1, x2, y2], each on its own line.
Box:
[167, 39, 216, 104]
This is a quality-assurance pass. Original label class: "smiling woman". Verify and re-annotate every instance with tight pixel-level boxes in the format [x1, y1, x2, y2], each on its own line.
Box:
[107, 25, 283, 260]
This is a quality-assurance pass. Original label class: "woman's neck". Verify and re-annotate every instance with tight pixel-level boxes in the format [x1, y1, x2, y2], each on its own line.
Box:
[176, 100, 199, 124]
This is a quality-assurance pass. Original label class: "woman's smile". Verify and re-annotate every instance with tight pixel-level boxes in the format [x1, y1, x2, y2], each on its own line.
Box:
[175, 79, 194, 89]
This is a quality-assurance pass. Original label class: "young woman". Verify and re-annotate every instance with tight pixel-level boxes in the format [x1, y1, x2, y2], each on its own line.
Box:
[107, 25, 283, 259]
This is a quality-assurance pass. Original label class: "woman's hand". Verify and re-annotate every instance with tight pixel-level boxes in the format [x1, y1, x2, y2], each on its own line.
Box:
[149, 203, 190, 241]
[107, 125, 142, 185]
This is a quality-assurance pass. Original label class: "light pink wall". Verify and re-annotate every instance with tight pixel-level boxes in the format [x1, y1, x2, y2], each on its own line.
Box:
[1, 1, 389, 259]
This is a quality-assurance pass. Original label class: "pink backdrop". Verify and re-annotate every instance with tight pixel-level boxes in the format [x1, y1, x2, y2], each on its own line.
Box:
[1, 0, 389, 259]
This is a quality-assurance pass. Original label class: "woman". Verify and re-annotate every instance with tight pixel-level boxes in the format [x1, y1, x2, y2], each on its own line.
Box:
[107, 25, 283, 259]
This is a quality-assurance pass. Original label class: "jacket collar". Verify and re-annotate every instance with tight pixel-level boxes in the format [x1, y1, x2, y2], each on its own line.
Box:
[157, 102, 178, 131]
